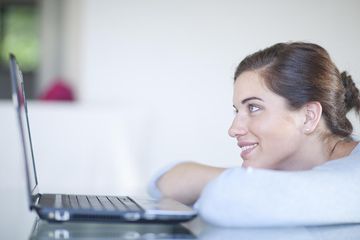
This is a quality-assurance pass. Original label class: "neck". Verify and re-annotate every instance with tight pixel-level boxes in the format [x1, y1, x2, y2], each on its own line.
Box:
[328, 137, 358, 160]
[293, 136, 358, 170]
[275, 135, 348, 171]
[286, 137, 330, 170]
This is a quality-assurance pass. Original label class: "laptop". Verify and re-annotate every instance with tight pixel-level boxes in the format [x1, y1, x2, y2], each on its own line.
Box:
[9, 53, 197, 223]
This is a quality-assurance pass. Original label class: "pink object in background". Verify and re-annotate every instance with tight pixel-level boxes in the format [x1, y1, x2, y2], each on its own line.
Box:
[40, 81, 75, 101]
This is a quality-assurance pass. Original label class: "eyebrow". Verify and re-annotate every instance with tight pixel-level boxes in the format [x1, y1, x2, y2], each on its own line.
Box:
[241, 97, 264, 104]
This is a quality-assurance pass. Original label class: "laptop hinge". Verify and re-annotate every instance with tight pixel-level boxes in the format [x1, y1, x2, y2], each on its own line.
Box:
[31, 193, 41, 210]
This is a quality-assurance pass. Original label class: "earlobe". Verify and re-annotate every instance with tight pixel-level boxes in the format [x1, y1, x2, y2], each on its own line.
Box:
[303, 102, 322, 134]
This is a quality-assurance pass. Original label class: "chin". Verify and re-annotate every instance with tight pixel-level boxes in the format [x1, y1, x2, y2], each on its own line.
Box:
[242, 160, 272, 169]
[242, 160, 255, 168]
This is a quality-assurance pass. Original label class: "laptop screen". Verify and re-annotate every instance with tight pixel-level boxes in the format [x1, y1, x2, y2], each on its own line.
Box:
[9, 54, 39, 202]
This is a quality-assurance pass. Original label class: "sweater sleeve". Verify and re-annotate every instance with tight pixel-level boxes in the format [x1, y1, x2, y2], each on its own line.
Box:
[194, 153, 360, 227]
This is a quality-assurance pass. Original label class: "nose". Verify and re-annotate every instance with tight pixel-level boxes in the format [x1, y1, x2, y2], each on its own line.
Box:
[228, 115, 248, 138]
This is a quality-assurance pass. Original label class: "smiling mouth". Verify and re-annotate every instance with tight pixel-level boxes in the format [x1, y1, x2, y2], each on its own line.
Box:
[240, 143, 258, 152]
[239, 143, 258, 158]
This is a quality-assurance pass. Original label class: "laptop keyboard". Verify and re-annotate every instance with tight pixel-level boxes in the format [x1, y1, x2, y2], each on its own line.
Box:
[61, 195, 142, 211]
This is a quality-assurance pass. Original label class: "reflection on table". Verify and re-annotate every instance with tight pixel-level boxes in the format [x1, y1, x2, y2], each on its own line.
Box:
[29, 217, 360, 240]
[199, 223, 360, 240]
[29, 218, 196, 240]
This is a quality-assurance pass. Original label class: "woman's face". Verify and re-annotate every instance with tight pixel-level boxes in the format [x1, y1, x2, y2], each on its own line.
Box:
[229, 70, 306, 170]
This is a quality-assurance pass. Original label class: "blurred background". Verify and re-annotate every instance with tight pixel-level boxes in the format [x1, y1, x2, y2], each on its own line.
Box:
[0, 0, 359, 196]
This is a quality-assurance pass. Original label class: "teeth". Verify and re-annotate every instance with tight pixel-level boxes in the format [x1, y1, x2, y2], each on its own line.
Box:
[241, 143, 258, 151]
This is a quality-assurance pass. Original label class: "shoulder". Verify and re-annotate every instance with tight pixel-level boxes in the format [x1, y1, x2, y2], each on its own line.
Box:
[316, 141, 360, 171]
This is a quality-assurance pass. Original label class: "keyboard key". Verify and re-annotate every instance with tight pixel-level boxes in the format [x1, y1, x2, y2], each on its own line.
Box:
[69, 195, 79, 209]
[62, 195, 71, 209]
[87, 196, 103, 211]
[118, 197, 142, 211]
[39, 194, 55, 207]
[97, 196, 115, 211]
[77, 195, 91, 209]
[107, 196, 128, 211]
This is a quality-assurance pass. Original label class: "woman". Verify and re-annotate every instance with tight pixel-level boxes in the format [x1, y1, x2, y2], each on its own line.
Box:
[149, 42, 360, 226]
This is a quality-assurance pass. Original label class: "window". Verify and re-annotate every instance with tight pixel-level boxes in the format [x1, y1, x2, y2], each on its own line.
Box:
[0, 0, 39, 99]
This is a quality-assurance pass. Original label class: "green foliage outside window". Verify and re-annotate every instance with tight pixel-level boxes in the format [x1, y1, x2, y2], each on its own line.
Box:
[1, 6, 39, 71]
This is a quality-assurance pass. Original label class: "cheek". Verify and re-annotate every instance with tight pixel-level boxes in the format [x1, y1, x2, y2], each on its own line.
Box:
[244, 110, 304, 169]
[248, 115, 303, 169]
[251, 113, 301, 144]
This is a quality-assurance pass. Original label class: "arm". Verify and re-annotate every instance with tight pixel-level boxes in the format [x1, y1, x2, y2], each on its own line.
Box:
[157, 162, 225, 205]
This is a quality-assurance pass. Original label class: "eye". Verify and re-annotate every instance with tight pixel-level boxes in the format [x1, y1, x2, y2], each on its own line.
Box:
[248, 104, 260, 113]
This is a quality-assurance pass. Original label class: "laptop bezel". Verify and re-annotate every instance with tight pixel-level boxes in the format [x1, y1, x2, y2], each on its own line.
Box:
[9, 53, 40, 209]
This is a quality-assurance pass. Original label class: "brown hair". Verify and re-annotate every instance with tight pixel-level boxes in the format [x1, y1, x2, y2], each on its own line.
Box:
[234, 42, 360, 138]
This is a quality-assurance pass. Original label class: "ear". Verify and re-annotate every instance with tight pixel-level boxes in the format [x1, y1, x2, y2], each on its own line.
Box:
[302, 101, 322, 134]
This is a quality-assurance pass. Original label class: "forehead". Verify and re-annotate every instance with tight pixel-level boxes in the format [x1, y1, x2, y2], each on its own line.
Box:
[233, 70, 292, 110]
[233, 71, 269, 99]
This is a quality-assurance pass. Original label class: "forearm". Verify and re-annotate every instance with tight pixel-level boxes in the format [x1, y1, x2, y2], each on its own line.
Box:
[157, 162, 225, 205]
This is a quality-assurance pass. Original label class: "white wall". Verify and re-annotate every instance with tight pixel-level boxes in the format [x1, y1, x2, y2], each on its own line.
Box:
[79, 0, 360, 103]
[77, 0, 360, 162]
[0, 102, 153, 195]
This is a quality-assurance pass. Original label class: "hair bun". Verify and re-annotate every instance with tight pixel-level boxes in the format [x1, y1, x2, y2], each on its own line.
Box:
[341, 71, 360, 112]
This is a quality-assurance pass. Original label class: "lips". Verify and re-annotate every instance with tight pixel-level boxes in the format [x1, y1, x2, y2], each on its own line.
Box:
[238, 142, 258, 159]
